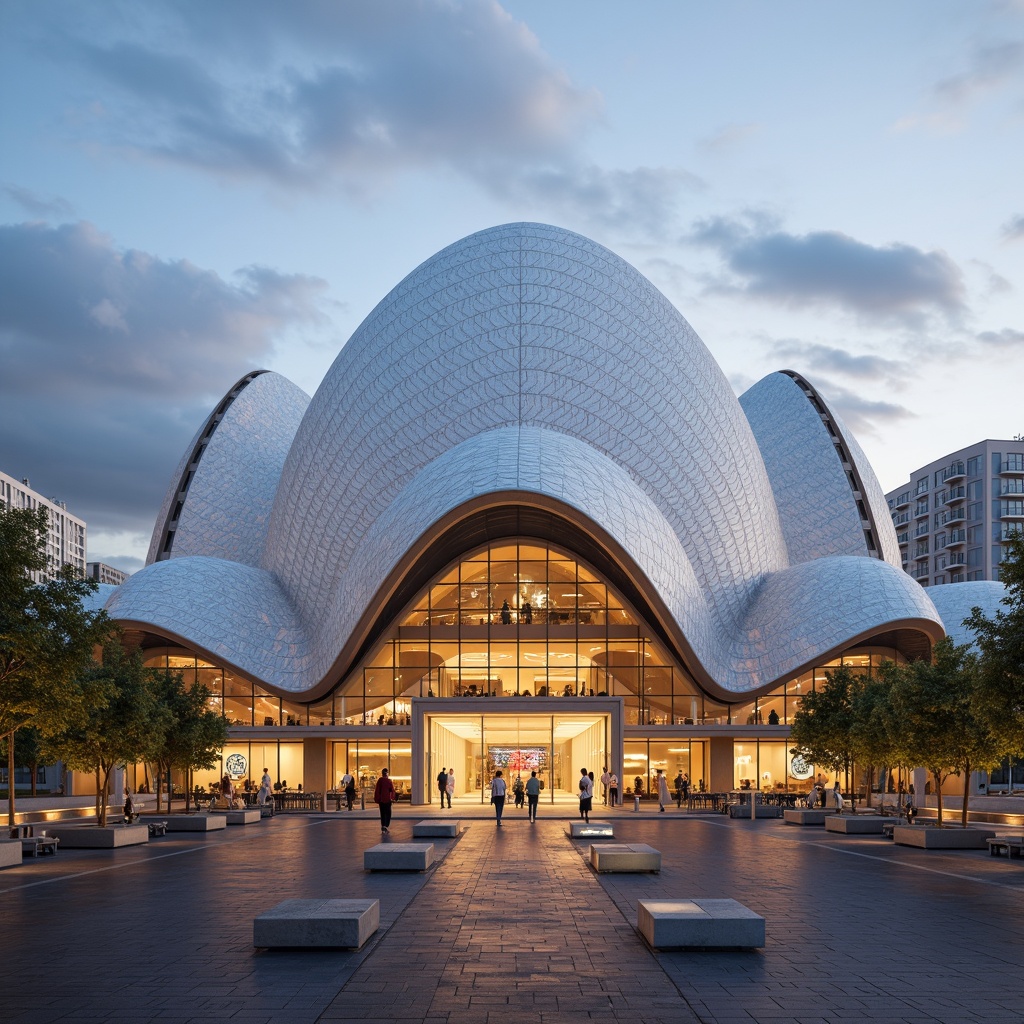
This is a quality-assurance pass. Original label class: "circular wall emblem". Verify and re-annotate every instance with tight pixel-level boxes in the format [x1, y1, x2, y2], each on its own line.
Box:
[789, 754, 813, 781]
[225, 753, 248, 778]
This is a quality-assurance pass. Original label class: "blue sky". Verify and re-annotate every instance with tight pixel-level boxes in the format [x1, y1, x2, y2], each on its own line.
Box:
[1, 1, 1022, 572]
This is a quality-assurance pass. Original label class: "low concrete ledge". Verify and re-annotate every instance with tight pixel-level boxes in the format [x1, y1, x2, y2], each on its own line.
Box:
[0, 839, 22, 868]
[590, 843, 661, 873]
[569, 821, 614, 839]
[143, 815, 227, 832]
[254, 899, 379, 949]
[364, 843, 434, 871]
[224, 810, 262, 826]
[46, 825, 148, 848]
[638, 899, 765, 950]
[784, 809, 829, 826]
[893, 825, 996, 849]
[728, 804, 782, 819]
[412, 821, 461, 838]
[825, 815, 890, 834]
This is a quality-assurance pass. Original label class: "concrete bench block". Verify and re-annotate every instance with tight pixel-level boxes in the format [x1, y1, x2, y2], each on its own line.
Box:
[143, 815, 227, 832]
[0, 839, 22, 868]
[364, 843, 434, 871]
[638, 899, 765, 949]
[825, 815, 890, 834]
[224, 810, 262, 825]
[412, 820, 461, 837]
[590, 843, 661, 873]
[569, 821, 615, 839]
[893, 825, 996, 849]
[784, 809, 829, 826]
[728, 804, 782, 818]
[46, 825, 149, 848]
[254, 899, 379, 949]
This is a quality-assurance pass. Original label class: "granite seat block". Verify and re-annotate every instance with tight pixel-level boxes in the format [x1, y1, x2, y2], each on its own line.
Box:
[825, 814, 890, 834]
[0, 839, 22, 868]
[638, 899, 765, 949]
[893, 825, 996, 849]
[46, 825, 148, 848]
[784, 809, 829, 826]
[412, 821, 461, 838]
[143, 815, 227, 832]
[569, 821, 614, 839]
[364, 843, 434, 871]
[728, 803, 782, 818]
[254, 899, 379, 949]
[224, 809, 261, 825]
[590, 843, 661, 872]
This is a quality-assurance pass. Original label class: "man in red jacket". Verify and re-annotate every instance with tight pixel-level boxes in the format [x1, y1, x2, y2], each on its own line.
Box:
[373, 769, 397, 834]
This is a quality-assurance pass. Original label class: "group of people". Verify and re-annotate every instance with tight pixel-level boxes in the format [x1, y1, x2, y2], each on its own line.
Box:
[488, 769, 542, 824]
[435, 768, 456, 808]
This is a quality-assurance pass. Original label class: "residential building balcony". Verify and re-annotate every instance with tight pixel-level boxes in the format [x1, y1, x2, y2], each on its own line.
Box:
[942, 461, 966, 482]
[945, 529, 967, 547]
[942, 485, 966, 505]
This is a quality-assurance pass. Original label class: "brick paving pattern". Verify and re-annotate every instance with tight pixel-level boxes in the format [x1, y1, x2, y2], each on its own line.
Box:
[4, 808, 1024, 1022]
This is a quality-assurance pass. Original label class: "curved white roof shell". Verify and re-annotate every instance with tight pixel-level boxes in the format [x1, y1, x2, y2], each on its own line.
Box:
[108, 222, 950, 698]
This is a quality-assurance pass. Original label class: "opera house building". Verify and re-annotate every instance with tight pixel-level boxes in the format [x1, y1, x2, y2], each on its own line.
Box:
[105, 224, 994, 805]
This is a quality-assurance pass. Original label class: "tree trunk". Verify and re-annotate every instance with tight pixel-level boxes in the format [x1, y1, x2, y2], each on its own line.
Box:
[155, 761, 164, 814]
[865, 766, 874, 810]
[98, 763, 110, 828]
[94, 767, 101, 819]
[6, 730, 15, 825]
[961, 763, 971, 828]
[29, 759, 37, 797]
[933, 770, 943, 826]
[184, 767, 192, 813]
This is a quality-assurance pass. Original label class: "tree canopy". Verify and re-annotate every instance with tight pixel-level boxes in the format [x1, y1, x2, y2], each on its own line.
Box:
[0, 504, 114, 819]
[965, 530, 1024, 753]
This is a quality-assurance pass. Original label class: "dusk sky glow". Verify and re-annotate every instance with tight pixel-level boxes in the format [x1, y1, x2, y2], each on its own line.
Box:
[1, 1, 1022, 572]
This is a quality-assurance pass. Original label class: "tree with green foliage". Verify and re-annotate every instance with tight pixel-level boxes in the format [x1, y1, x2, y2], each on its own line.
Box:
[44, 639, 172, 826]
[882, 637, 1004, 826]
[150, 670, 228, 813]
[789, 665, 860, 792]
[965, 530, 1024, 754]
[0, 504, 114, 821]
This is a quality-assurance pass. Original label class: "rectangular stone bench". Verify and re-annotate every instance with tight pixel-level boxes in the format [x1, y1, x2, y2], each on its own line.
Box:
[988, 837, 1024, 858]
[46, 825, 148, 848]
[143, 815, 227, 832]
[893, 825, 996, 849]
[569, 820, 614, 839]
[364, 843, 434, 871]
[412, 820, 461, 838]
[224, 810, 262, 825]
[728, 804, 782, 819]
[0, 838, 22, 868]
[825, 815, 890, 834]
[254, 899, 379, 949]
[590, 843, 661, 873]
[638, 899, 765, 949]
[783, 809, 829, 826]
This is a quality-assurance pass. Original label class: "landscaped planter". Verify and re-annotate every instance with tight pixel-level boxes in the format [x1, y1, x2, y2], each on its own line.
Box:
[892, 825, 996, 849]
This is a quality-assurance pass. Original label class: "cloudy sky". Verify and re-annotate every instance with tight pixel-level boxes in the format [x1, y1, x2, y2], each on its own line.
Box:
[2, 1, 1022, 573]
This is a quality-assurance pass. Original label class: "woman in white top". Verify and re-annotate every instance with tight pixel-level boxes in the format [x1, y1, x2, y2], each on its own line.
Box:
[490, 770, 507, 826]
[446, 770, 456, 805]
[579, 767, 594, 822]
[657, 769, 671, 812]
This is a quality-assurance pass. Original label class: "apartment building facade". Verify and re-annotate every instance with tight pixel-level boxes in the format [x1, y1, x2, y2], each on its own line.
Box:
[885, 439, 1024, 587]
[0, 469, 87, 582]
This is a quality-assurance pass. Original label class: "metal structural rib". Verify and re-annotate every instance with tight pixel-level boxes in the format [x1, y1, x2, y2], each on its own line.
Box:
[107, 222, 953, 699]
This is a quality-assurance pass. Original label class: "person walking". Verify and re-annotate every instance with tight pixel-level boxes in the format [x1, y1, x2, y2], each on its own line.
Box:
[674, 770, 684, 808]
[258, 768, 273, 807]
[437, 767, 449, 807]
[374, 768, 397, 834]
[513, 774, 525, 809]
[657, 769, 670, 812]
[600, 766, 611, 805]
[490, 770, 507, 826]
[681, 773, 690, 805]
[579, 767, 594, 822]
[525, 770, 540, 822]
[446, 770, 456, 806]
[340, 770, 355, 810]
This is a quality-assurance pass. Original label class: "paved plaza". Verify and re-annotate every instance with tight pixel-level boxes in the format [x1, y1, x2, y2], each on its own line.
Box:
[4, 806, 1024, 1023]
